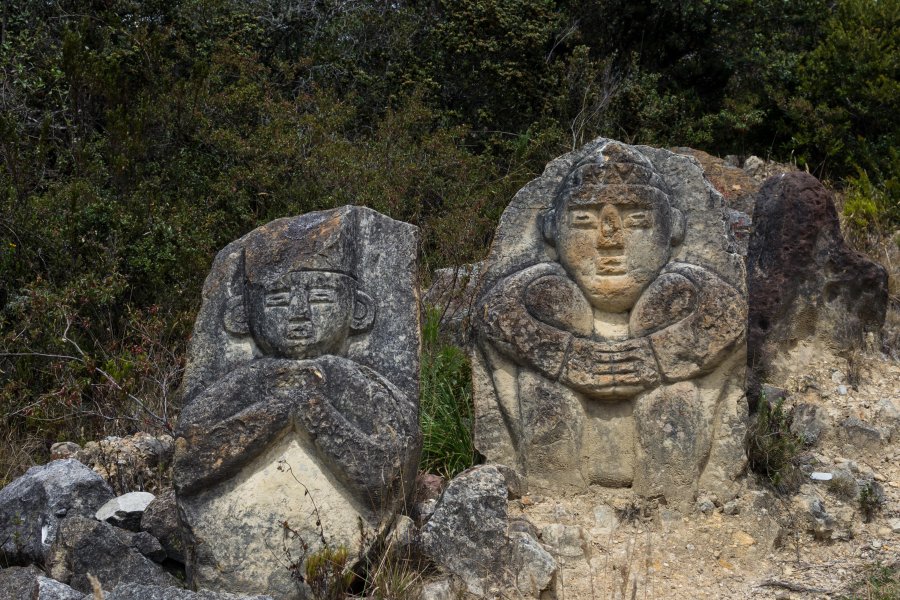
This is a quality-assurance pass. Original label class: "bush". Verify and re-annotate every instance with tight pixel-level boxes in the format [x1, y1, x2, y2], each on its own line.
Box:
[746, 395, 803, 492]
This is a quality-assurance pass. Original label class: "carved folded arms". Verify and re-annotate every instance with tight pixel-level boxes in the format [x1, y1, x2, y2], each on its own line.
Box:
[477, 262, 745, 400]
[174, 355, 417, 506]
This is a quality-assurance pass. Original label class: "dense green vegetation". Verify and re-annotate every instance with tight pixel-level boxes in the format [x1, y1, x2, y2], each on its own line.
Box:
[1, 0, 897, 477]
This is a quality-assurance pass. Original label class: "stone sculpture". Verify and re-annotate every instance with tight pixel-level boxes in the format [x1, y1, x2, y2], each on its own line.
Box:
[173, 207, 421, 599]
[472, 139, 748, 508]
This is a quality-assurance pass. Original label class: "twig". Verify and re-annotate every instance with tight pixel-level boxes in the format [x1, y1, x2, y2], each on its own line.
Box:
[757, 579, 832, 594]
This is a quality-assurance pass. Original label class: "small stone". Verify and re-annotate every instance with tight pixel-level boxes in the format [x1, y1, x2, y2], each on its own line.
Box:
[810, 472, 833, 481]
[415, 472, 446, 503]
[722, 500, 740, 515]
[419, 578, 455, 600]
[541, 524, 587, 558]
[791, 403, 828, 446]
[140, 489, 184, 564]
[732, 531, 756, 546]
[697, 498, 716, 514]
[96, 491, 155, 532]
[130, 531, 167, 563]
[509, 531, 556, 597]
[415, 498, 438, 527]
[877, 527, 891, 537]
[838, 385, 848, 396]
[50, 442, 81, 460]
[890, 519, 900, 533]
[593, 504, 619, 535]
[831, 370, 845, 384]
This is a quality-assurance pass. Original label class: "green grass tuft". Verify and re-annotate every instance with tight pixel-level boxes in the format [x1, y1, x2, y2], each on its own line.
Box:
[419, 309, 476, 479]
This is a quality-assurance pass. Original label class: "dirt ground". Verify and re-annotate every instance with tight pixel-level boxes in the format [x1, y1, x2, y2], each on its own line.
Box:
[508, 342, 900, 600]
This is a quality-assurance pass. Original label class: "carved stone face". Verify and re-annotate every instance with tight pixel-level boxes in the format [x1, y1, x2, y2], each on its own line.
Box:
[248, 270, 356, 359]
[556, 187, 673, 313]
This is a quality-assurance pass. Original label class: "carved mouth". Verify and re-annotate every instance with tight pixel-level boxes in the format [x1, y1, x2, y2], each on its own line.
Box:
[595, 257, 626, 275]
[285, 321, 314, 340]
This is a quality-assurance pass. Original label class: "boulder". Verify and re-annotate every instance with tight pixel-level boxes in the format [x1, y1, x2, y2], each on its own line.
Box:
[0, 459, 114, 565]
[420, 465, 555, 597]
[420, 466, 509, 596]
[174, 207, 421, 599]
[46, 515, 178, 593]
[96, 491, 155, 531]
[0, 565, 84, 600]
[140, 489, 184, 563]
[104, 583, 274, 600]
[747, 172, 888, 395]
[76, 432, 174, 494]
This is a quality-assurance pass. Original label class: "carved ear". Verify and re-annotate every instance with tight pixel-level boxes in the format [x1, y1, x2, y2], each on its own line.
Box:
[670, 207, 686, 246]
[540, 209, 558, 246]
[351, 290, 376, 333]
[223, 248, 250, 335]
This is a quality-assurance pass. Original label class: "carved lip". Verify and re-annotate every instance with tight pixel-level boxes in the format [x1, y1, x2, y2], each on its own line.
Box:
[595, 257, 626, 275]
[285, 321, 314, 340]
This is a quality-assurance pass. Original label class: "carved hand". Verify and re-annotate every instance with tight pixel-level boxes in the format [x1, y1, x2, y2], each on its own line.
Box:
[561, 336, 660, 400]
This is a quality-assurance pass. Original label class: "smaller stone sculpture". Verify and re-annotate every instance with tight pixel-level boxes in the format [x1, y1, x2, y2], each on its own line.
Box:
[174, 207, 421, 599]
[472, 139, 748, 508]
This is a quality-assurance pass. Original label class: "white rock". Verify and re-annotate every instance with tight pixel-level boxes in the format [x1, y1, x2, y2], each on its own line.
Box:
[592, 504, 619, 535]
[96, 491, 155, 531]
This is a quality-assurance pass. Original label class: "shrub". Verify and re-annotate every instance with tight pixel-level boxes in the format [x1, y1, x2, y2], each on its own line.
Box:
[746, 394, 803, 492]
[858, 481, 885, 523]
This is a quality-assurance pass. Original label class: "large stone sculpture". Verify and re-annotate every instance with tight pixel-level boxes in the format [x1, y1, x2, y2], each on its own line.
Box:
[473, 140, 748, 508]
[173, 207, 421, 599]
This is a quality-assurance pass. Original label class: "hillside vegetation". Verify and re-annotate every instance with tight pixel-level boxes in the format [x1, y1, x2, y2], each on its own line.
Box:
[1, 0, 898, 478]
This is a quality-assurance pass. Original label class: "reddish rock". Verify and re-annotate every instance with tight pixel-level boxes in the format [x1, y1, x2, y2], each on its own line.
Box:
[747, 172, 888, 397]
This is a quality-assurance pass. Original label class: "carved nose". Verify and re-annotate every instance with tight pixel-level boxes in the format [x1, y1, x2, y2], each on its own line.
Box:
[597, 205, 624, 249]
[287, 293, 311, 319]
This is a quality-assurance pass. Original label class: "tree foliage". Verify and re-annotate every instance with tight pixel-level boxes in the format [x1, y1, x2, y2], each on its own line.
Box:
[0, 0, 896, 473]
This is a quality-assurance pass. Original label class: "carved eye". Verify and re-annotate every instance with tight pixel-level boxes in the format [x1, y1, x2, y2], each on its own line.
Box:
[309, 288, 336, 303]
[265, 292, 290, 307]
[623, 212, 651, 228]
[570, 211, 597, 228]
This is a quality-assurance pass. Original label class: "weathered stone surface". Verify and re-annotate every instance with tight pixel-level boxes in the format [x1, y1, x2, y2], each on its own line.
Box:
[841, 417, 886, 452]
[0, 459, 114, 565]
[104, 583, 274, 600]
[0, 566, 85, 600]
[174, 207, 421, 599]
[669, 147, 767, 215]
[472, 139, 748, 510]
[747, 172, 888, 394]
[420, 466, 509, 596]
[76, 432, 174, 494]
[96, 491, 155, 531]
[47, 515, 178, 593]
[141, 489, 184, 563]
